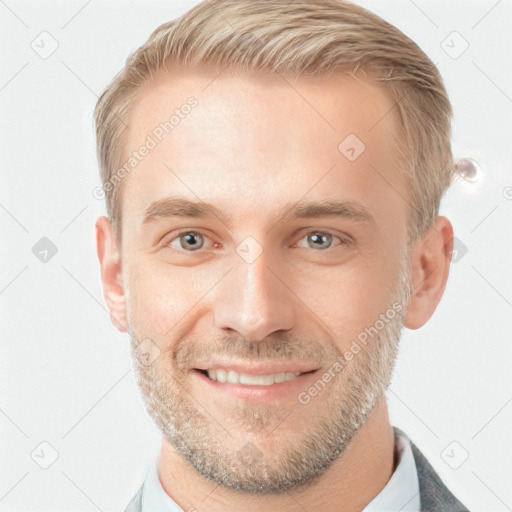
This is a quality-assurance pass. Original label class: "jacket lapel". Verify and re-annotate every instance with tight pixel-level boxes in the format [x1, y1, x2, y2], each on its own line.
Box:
[393, 426, 470, 511]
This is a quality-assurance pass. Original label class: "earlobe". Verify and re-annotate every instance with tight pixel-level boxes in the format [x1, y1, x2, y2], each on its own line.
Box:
[403, 216, 454, 330]
[95, 216, 128, 333]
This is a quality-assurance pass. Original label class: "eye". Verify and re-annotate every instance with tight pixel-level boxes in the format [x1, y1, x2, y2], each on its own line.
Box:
[166, 230, 211, 252]
[294, 231, 349, 250]
[163, 229, 350, 254]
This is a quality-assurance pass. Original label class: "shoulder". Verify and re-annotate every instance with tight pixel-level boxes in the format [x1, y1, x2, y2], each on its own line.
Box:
[393, 426, 471, 512]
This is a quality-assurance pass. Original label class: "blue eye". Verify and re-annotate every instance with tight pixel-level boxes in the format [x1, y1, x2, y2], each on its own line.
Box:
[305, 232, 333, 250]
[295, 231, 348, 250]
[168, 231, 206, 251]
[164, 229, 349, 254]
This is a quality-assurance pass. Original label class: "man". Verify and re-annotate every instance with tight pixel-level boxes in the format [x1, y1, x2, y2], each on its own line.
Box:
[94, 0, 470, 510]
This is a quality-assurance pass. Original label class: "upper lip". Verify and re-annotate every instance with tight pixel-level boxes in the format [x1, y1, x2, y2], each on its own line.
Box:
[193, 361, 320, 376]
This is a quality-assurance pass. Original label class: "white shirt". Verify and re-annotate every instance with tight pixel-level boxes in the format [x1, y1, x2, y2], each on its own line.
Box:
[141, 428, 420, 511]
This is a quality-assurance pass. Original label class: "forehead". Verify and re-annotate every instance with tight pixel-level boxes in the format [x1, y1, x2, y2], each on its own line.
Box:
[126, 64, 400, 154]
[119, 64, 408, 237]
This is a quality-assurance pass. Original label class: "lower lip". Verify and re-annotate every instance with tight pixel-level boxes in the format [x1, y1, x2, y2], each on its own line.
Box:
[193, 369, 320, 402]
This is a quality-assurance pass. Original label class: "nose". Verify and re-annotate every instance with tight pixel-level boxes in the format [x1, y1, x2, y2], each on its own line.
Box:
[212, 245, 295, 342]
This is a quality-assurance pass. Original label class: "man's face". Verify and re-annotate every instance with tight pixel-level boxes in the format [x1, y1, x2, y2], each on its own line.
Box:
[117, 65, 412, 493]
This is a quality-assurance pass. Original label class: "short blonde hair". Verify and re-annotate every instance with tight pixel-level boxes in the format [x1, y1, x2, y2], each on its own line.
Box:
[94, 0, 454, 244]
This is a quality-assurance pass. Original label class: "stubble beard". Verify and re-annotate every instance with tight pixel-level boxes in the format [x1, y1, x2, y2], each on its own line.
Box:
[130, 252, 412, 494]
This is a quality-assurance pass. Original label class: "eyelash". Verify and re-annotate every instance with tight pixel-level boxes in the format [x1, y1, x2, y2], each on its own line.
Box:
[163, 229, 350, 253]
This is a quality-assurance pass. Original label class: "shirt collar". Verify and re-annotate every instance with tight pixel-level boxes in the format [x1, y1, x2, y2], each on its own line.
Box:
[142, 454, 183, 512]
[363, 427, 421, 511]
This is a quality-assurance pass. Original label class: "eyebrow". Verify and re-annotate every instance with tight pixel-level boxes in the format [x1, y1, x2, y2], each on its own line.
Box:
[142, 196, 375, 226]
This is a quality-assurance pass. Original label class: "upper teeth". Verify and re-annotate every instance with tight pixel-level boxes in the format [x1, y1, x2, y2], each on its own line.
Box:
[206, 369, 303, 385]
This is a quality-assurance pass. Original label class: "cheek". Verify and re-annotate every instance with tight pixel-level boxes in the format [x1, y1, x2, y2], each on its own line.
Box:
[306, 260, 396, 347]
[123, 262, 197, 336]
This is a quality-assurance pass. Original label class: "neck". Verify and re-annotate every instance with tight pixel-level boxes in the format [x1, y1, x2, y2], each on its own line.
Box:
[157, 395, 395, 512]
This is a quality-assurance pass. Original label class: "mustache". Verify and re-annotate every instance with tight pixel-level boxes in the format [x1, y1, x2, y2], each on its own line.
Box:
[172, 334, 335, 371]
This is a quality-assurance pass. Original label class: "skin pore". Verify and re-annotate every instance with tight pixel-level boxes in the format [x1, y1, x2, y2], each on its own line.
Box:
[96, 63, 454, 511]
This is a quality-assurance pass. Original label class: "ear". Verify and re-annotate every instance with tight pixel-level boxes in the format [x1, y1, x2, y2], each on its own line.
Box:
[403, 216, 454, 330]
[95, 216, 128, 333]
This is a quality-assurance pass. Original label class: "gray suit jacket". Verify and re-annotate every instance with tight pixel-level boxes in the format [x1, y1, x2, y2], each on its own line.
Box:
[124, 426, 470, 511]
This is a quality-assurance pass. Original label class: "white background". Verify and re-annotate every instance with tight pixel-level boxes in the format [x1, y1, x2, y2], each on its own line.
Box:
[1, 0, 511, 510]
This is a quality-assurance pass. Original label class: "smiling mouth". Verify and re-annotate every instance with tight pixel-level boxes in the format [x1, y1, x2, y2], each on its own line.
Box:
[196, 368, 317, 386]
